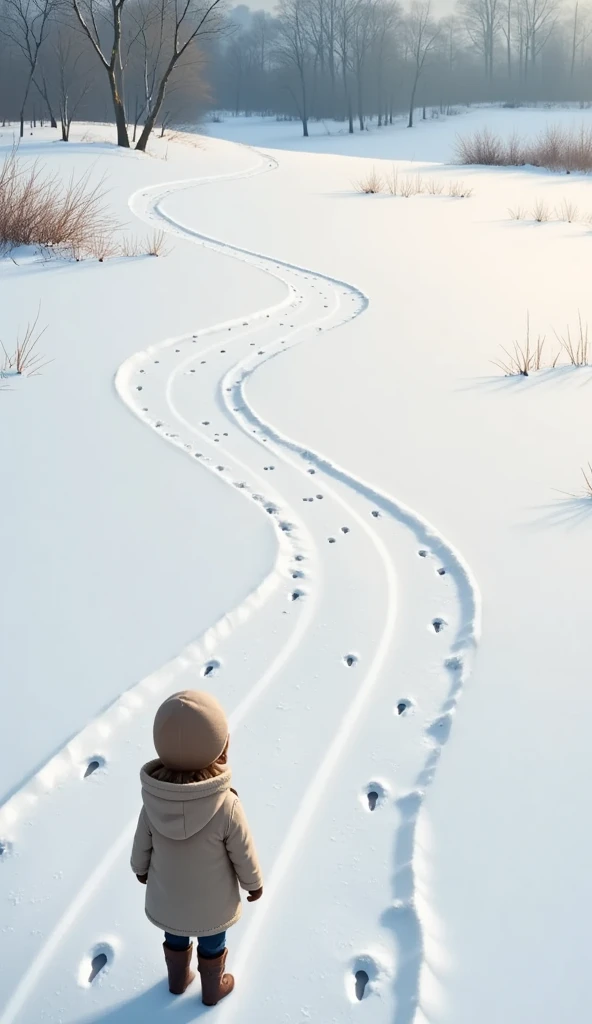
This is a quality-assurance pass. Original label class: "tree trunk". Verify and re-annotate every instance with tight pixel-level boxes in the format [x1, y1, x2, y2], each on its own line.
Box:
[135, 52, 177, 152]
[35, 77, 58, 129]
[108, 68, 129, 148]
[408, 73, 419, 128]
[507, 10, 512, 79]
[20, 65, 36, 138]
[357, 68, 364, 130]
[300, 68, 308, 136]
[343, 66, 353, 133]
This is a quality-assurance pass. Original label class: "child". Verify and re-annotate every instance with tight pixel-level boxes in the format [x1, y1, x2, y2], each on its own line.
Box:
[131, 689, 263, 1005]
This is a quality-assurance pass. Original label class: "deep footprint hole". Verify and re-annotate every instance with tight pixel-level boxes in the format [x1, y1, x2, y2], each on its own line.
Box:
[290, 589, 304, 602]
[344, 654, 357, 667]
[432, 618, 446, 633]
[396, 700, 411, 716]
[84, 757, 105, 778]
[418, 549, 429, 558]
[437, 567, 446, 576]
[202, 660, 221, 678]
[355, 970, 369, 1001]
[363, 780, 387, 811]
[89, 953, 108, 984]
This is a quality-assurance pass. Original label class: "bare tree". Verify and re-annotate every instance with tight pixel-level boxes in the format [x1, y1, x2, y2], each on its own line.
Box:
[373, 0, 400, 125]
[55, 32, 92, 139]
[335, 0, 356, 131]
[133, 0, 224, 152]
[405, 0, 440, 126]
[568, 0, 592, 75]
[71, 0, 130, 147]
[275, 0, 312, 137]
[514, 0, 560, 74]
[351, 0, 379, 131]
[4, 0, 58, 137]
[457, 0, 502, 79]
[500, 0, 513, 77]
[125, 0, 167, 141]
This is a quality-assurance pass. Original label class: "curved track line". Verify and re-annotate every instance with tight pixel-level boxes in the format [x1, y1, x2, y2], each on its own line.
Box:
[127, 150, 481, 1023]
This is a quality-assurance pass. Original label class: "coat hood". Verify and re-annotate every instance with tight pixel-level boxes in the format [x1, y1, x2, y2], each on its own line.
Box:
[140, 759, 232, 841]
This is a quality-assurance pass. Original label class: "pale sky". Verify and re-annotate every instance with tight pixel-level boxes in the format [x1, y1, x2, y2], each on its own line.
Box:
[242, 0, 455, 15]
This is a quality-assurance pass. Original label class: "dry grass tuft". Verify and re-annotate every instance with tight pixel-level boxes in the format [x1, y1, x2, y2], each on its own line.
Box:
[117, 229, 169, 258]
[386, 166, 399, 195]
[532, 197, 551, 223]
[426, 177, 444, 195]
[508, 205, 527, 220]
[554, 313, 590, 365]
[580, 463, 592, 497]
[448, 179, 473, 198]
[399, 174, 420, 197]
[556, 198, 580, 223]
[145, 229, 168, 256]
[493, 314, 554, 376]
[354, 167, 383, 194]
[558, 462, 592, 499]
[1, 310, 50, 377]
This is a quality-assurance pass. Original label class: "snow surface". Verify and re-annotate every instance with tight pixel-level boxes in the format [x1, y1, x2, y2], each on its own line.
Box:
[1, 107, 592, 1024]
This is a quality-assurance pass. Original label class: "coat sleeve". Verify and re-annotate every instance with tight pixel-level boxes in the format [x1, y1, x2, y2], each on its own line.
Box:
[224, 797, 263, 891]
[130, 807, 153, 875]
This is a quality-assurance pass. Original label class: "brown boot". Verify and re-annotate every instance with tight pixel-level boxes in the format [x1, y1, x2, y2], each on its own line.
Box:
[163, 941, 196, 995]
[197, 948, 235, 1006]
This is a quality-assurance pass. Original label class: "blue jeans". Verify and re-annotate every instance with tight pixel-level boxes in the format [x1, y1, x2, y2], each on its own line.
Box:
[164, 931, 226, 959]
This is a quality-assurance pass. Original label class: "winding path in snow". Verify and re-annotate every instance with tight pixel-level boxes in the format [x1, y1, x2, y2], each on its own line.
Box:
[0, 142, 480, 1024]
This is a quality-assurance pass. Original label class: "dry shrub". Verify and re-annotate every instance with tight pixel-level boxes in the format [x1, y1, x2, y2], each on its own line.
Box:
[554, 313, 590, 365]
[505, 132, 524, 165]
[455, 127, 508, 165]
[508, 205, 527, 220]
[457, 124, 592, 172]
[1, 310, 50, 377]
[533, 124, 592, 172]
[493, 313, 555, 376]
[0, 147, 113, 257]
[354, 167, 383, 193]
[532, 197, 551, 222]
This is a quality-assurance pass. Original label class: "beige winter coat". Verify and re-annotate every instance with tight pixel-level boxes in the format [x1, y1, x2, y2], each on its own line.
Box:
[131, 760, 263, 937]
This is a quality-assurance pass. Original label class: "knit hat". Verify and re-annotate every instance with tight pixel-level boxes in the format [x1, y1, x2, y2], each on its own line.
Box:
[153, 690, 228, 772]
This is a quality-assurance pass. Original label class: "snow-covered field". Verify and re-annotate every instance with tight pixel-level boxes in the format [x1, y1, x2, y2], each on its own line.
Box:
[1, 107, 591, 1024]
